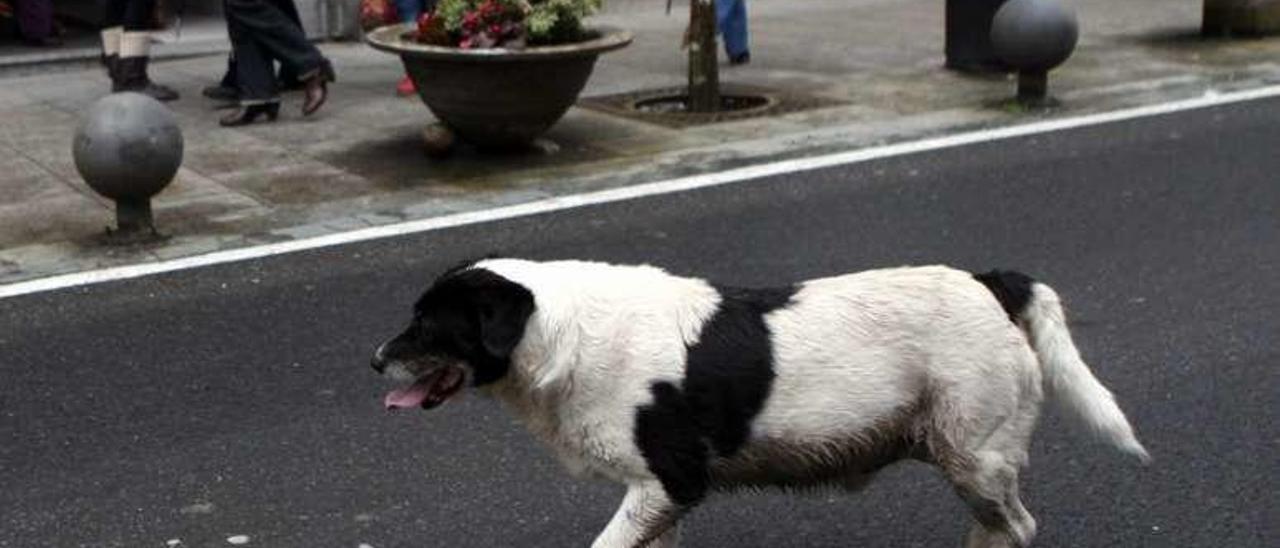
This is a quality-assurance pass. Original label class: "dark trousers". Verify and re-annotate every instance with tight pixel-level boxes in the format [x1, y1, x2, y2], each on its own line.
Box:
[392, 0, 440, 23]
[14, 0, 54, 40]
[104, 0, 156, 31]
[225, 0, 325, 103]
[218, 0, 303, 90]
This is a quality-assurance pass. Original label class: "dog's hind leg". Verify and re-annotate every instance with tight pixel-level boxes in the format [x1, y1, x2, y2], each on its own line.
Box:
[930, 394, 1039, 547]
[645, 523, 681, 548]
[592, 482, 684, 548]
[943, 448, 1037, 548]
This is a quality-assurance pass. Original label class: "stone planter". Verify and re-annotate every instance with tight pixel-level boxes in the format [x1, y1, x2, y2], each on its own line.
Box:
[366, 24, 633, 149]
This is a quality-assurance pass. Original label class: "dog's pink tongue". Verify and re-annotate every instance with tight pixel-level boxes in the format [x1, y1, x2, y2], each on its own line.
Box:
[385, 381, 431, 410]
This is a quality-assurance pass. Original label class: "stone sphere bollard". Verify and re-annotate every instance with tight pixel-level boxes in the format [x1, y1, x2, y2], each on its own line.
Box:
[73, 92, 184, 243]
[990, 0, 1079, 105]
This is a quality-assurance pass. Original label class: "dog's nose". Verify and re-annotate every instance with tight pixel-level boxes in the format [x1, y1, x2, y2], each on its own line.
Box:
[371, 344, 388, 374]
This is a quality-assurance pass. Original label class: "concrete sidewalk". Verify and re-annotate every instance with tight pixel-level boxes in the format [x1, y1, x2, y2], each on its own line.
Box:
[2, 0, 1279, 286]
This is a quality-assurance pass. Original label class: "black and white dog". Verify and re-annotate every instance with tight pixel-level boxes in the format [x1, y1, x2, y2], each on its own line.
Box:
[371, 259, 1148, 548]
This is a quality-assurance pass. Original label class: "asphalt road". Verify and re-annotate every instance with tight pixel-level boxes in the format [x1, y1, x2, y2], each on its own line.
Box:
[2, 98, 1277, 548]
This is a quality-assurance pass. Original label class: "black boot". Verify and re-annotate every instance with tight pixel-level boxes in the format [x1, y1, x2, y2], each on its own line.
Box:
[117, 56, 180, 102]
[204, 55, 240, 102]
[202, 84, 239, 102]
[102, 53, 123, 93]
[219, 102, 280, 127]
[117, 31, 179, 102]
[101, 26, 123, 93]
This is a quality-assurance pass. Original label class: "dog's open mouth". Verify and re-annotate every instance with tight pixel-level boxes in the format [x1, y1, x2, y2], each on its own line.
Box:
[384, 366, 466, 411]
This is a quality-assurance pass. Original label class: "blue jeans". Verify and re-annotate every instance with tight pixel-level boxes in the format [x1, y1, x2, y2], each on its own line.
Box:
[716, 0, 749, 58]
[393, 0, 433, 23]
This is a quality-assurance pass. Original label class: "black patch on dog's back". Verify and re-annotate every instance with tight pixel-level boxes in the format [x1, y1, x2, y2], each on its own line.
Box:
[635, 285, 796, 506]
[973, 270, 1036, 322]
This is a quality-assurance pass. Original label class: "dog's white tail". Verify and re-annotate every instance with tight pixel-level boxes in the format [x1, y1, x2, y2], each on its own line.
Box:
[1022, 283, 1150, 462]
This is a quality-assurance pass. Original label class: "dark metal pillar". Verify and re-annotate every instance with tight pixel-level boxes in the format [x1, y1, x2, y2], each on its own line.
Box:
[1016, 71, 1050, 105]
[113, 197, 156, 236]
[1203, 0, 1280, 37]
[945, 0, 1011, 72]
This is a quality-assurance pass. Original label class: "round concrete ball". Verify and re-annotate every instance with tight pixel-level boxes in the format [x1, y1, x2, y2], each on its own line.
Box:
[990, 0, 1079, 72]
[73, 92, 184, 201]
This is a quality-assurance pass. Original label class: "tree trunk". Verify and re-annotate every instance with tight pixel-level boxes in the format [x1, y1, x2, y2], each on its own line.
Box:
[688, 0, 720, 112]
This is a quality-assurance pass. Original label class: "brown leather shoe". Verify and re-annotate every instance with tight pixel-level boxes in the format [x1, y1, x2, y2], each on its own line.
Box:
[301, 61, 336, 117]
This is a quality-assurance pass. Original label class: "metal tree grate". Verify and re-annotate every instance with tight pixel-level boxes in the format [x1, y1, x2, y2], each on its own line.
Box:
[578, 84, 848, 129]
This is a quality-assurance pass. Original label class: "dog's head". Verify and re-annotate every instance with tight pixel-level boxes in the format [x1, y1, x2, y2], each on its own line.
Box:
[371, 264, 535, 411]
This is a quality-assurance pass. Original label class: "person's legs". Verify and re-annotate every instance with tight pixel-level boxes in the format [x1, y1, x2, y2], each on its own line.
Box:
[716, 0, 750, 64]
[271, 0, 304, 88]
[14, 0, 58, 45]
[101, 0, 127, 90]
[224, 0, 328, 80]
[231, 39, 276, 105]
[203, 56, 240, 103]
[221, 25, 281, 126]
[276, 0, 302, 24]
[220, 56, 238, 88]
[116, 0, 180, 100]
[392, 0, 423, 22]
[209, 0, 302, 102]
[224, 0, 334, 115]
[205, 2, 243, 101]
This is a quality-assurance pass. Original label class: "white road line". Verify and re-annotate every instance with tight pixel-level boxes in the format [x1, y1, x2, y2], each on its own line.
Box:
[3, 85, 1279, 300]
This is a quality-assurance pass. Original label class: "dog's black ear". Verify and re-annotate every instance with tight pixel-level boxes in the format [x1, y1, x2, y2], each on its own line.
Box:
[443, 269, 534, 361]
[474, 280, 535, 360]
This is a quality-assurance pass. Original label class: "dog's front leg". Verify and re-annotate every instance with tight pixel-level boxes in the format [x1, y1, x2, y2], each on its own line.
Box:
[645, 523, 681, 548]
[591, 482, 683, 548]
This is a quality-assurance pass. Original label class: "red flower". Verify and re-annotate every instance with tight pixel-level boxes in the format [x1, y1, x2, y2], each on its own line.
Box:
[462, 11, 481, 29]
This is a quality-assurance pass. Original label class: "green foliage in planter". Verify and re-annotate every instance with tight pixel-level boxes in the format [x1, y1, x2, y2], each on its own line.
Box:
[527, 0, 603, 44]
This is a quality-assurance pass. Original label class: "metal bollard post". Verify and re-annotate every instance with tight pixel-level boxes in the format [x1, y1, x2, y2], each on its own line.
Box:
[945, 0, 1012, 73]
[1202, 0, 1280, 37]
[72, 93, 183, 244]
[990, 0, 1078, 106]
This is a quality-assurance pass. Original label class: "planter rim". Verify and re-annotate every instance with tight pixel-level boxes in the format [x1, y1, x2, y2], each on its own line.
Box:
[365, 23, 633, 62]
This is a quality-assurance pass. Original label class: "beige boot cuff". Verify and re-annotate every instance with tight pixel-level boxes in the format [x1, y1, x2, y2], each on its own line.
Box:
[101, 27, 123, 56]
[119, 32, 152, 59]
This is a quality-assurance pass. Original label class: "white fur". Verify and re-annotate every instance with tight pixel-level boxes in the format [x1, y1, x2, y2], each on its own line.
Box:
[1024, 284, 1149, 461]
[462, 259, 1145, 548]
[478, 259, 721, 480]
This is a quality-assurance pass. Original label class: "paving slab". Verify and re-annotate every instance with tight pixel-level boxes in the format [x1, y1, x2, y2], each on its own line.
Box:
[2, 0, 1280, 286]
